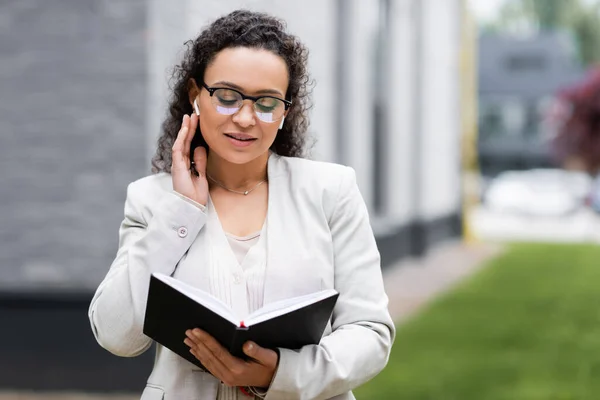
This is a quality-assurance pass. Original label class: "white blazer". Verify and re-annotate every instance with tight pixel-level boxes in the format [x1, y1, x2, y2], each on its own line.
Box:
[88, 153, 396, 400]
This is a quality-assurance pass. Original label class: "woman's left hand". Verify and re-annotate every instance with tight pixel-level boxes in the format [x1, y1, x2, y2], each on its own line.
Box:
[184, 329, 278, 389]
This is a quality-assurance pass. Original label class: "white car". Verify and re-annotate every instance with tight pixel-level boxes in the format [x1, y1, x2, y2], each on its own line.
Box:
[483, 169, 591, 217]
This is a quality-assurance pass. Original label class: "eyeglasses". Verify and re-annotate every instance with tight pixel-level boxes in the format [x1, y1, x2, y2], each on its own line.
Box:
[201, 82, 291, 123]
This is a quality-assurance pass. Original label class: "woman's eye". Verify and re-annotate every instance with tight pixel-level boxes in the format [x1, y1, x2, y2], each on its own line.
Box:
[217, 98, 238, 106]
[215, 89, 240, 105]
[256, 98, 278, 112]
[256, 104, 275, 112]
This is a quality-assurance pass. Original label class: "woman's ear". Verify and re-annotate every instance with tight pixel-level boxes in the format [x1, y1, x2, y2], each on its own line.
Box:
[187, 78, 201, 112]
[279, 109, 290, 130]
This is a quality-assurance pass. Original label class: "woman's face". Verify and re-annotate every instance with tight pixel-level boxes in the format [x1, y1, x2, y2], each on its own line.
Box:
[190, 47, 289, 165]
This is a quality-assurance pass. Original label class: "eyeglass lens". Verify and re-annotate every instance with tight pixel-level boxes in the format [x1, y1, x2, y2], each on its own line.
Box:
[212, 88, 285, 123]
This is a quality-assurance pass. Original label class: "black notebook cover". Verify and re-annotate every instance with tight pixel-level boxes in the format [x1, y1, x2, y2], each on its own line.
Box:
[143, 273, 339, 369]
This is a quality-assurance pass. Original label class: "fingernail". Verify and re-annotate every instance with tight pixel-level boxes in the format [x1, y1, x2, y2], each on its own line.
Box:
[246, 342, 254, 352]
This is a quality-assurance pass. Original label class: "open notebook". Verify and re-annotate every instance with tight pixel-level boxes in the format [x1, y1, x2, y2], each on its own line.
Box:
[143, 272, 339, 369]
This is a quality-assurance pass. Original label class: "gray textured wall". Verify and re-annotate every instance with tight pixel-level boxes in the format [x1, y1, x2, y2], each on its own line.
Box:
[0, 0, 149, 292]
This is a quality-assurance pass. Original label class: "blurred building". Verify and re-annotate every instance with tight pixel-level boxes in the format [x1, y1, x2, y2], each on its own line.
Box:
[477, 32, 584, 177]
[0, 0, 466, 393]
[0, 0, 153, 392]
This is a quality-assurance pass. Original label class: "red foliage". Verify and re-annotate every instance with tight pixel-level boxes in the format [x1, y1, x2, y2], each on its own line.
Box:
[551, 66, 600, 173]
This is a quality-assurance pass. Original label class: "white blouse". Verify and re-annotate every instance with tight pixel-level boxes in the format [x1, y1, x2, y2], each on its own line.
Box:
[204, 198, 268, 400]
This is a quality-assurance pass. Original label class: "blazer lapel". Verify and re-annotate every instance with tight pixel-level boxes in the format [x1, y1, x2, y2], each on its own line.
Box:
[263, 153, 286, 304]
[263, 154, 324, 304]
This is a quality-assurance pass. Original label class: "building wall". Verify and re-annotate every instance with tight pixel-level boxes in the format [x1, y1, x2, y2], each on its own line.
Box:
[0, 0, 153, 393]
[386, 0, 418, 226]
[340, 0, 379, 210]
[419, 0, 462, 220]
[477, 33, 584, 176]
[0, 0, 148, 292]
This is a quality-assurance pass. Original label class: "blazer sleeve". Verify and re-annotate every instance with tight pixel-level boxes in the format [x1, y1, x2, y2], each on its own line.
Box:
[88, 180, 207, 357]
[265, 166, 396, 400]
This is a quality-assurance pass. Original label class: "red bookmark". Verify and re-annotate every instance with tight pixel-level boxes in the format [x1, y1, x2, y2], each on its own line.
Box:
[240, 321, 246, 328]
[239, 387, 253, 396]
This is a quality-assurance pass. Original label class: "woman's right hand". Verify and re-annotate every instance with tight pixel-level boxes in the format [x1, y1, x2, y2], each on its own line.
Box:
[171, 114, 209, 206]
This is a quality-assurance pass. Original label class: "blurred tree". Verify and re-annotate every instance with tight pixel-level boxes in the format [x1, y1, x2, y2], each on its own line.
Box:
[548, 67, 600, 174]
[485, 0, 600, 66]
[527, 0, 572, 29]
[497, 0, 572, 29]
[571, 7, 600, 67]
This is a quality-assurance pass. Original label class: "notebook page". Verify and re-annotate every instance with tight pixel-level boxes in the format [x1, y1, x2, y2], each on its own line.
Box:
[153, 273, 239, 325]
[245, 289, 337, 326]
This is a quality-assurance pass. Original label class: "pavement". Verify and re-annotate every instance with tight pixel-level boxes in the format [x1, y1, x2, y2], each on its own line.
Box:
[0, 239, 503, 400]
[383, 239, 503, 323]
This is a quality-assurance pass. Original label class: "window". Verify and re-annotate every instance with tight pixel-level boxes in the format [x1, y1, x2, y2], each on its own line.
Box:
[505, 54, 546, 72]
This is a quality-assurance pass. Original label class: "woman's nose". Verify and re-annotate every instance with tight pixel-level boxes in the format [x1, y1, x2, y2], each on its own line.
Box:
[233, 101, 256, 127]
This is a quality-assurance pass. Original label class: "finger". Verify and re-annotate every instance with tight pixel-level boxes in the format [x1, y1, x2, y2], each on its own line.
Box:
[193, 341, 234, 384]
[243, 341, 277, 367]
[184, 334, 228, 381]
[183, 113, 198, 158]
[192, 146, 207, 178]
[185, 329, 204, 348]
[172, 115, 190, 167]
[172, 115, 189, 154]
[192, 329, 240, 370]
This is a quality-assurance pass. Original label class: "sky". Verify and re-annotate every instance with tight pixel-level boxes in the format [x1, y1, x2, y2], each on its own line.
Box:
[470, 0, 507, 24]
[471, 0, 598, 24]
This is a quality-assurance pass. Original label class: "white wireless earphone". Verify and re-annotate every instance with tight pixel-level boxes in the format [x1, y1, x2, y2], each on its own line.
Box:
[194, 99, 200, 116]
[279, 116, 285, 130]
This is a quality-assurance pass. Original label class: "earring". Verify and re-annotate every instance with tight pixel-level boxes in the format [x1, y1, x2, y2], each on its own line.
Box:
[279, 117, 285, 130]
[194, 99, 200, 116]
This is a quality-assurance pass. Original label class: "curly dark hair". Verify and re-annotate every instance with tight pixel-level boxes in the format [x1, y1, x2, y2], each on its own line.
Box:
[151, 9, 314, 173]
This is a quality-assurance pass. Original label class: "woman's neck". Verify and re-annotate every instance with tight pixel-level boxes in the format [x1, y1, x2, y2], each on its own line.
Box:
[206, 151, 269, 190]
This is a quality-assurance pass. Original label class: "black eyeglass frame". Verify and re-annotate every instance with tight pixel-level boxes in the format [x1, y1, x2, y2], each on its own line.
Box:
[201, 82, 292, 110]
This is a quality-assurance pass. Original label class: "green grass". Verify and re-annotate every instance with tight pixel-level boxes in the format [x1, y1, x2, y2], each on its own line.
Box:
[355, 243, 600, 400]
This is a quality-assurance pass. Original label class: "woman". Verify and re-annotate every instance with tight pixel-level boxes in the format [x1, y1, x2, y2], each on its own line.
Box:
[88, 9, 395, 400]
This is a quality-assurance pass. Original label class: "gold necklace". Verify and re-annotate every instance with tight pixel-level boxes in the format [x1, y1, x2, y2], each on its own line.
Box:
[206, 173, 267, 196]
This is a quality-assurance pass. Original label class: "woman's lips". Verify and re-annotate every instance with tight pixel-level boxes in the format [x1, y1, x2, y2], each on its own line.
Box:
[224, 133, 257, 147]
